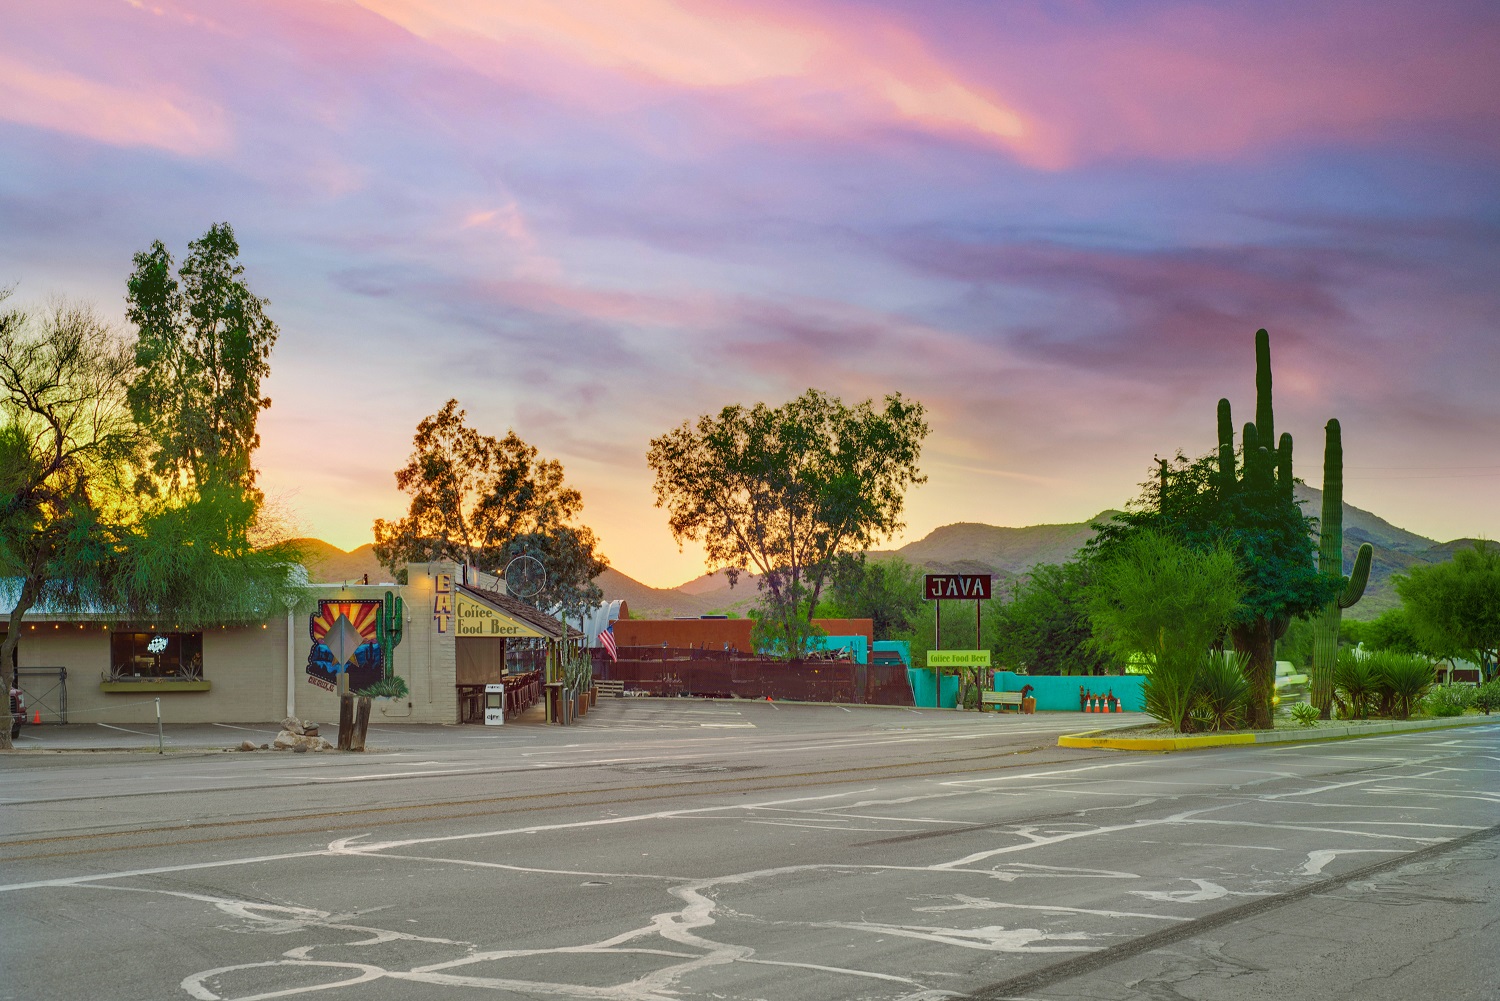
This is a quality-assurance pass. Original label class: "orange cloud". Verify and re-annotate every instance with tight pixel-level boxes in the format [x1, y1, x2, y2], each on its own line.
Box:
[0, 55, 229, 156]
[352, 0, 1036, 154]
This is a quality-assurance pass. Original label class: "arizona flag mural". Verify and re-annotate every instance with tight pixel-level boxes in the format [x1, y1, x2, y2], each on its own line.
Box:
[307, 600, 385, 693]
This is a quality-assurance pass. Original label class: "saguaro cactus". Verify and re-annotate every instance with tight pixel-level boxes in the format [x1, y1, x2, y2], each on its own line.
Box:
[377, 590, 405, 678]
[1310, 419, 1374, 717]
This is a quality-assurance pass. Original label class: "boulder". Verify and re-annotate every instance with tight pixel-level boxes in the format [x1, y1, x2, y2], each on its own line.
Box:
[292, 744, 308, 753]
[280, 716, 306, 735]
[273, 729, 333, 751]
[238, 740, 257, 752]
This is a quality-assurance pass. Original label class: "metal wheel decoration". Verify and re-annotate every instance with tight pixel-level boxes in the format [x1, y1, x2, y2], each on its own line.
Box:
[503, 555, 546, 601]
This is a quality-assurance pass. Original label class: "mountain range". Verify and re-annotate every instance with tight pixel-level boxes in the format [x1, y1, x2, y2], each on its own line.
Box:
[293, 487, 1478, 622]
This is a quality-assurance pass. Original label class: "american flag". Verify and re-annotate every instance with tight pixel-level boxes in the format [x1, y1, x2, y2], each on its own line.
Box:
[597, 624, 617, 662]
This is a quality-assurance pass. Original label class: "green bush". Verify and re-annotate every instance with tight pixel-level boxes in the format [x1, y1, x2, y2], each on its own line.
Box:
[1289, 702, 1320, 727]
[1474, 679, 1500, 715]
[1334, 651, 1381, 720]
[1421, 685, 1473, 718]
[354, 675, 409, 700]
[1143, 650, 1201, 733]
[1193, 652, 1250, 731]
[1375, 652, 1436, 720]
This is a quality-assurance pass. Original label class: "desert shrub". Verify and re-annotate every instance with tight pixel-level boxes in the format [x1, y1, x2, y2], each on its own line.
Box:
[1193, 652, 1250, 731]
[1421, 685, 1473, 718]
[1143, 650, 1201, 733]
[1473, 679, 1500, 715]
[354, 675, 409, 699]
[1376, 652, 1436, 720]
[1334, 651, 1381, 720]
[1289, 702, 1320, 727]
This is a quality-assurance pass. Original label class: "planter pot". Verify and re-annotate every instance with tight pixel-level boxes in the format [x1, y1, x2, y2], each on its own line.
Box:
[589, 686, 597, 708]
[1022, 697, 1036, 715]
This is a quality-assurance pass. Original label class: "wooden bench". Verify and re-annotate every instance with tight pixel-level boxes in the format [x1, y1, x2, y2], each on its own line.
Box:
[981, 690, 1027, 713]
[596, 680, 626, 698]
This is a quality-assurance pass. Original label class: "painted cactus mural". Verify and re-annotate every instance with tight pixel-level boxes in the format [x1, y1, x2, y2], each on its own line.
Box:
[377, 590, 405, 672]
[1310, 418, 1374, 717]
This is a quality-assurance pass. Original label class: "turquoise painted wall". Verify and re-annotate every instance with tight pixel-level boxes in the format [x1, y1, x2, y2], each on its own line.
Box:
[907, 668, 959, 708]
[993, 672, 1145, 712]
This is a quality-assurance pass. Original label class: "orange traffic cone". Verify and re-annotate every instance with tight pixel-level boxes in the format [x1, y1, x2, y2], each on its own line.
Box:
[31, 710, 40, 724]
[1085, 696, 1094, 713]
[1114, 699, 1122, 713]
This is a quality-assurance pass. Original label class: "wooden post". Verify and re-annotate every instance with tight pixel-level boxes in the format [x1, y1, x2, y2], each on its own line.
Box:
[350, 697, 371, 752]
[337, 695, 354, 751]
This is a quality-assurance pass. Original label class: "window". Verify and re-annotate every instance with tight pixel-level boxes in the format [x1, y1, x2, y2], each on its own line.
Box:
[109, 632, 204, 680]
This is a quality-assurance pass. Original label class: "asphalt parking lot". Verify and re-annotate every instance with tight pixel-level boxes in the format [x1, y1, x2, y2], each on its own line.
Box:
[2, 702, 1495, 1000]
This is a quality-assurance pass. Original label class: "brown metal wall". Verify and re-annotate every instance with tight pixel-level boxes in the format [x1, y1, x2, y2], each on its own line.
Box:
[594, 647, 913, 706]
[611, 618, 875, 652]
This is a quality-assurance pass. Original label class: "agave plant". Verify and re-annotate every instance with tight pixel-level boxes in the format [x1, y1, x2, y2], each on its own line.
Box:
[1334, 651, 1380, 720]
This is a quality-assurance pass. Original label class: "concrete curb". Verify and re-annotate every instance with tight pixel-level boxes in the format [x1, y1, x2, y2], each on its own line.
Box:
[1060, 714, 1497, 752]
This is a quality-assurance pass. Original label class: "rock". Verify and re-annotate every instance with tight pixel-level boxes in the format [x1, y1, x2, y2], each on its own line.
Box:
[274, 729, 333, 752]
[292, 743, 308, 753]
[303, 725, 319, 737]
[239, 740, 257, 751]
[260, 743, 270, 750]
[280, 716, 306, 735]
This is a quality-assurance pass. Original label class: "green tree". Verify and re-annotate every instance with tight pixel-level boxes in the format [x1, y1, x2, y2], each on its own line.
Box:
[1085, 528, 1245, 665]
[1085, 529, 1245, 732]
[821, 553, 926, 640]
[125, 222, 278, 495]
[373, 399, 606, 614]
[0, 299, 141, 749]
[1396, 541, 1500, 681]
[992, 560, 1120, 676]
[648, 388, 929, 620]
[1359, 608, 1424, 656]
[1092, 330, 1341, 729]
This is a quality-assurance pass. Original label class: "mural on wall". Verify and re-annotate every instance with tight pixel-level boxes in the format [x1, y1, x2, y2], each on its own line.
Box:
[307, 600, 385, 693]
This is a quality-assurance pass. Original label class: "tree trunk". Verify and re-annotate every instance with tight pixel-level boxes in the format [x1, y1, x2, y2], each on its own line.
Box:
[1232, 619, 1277, 730]
[1, 578, 41, 752]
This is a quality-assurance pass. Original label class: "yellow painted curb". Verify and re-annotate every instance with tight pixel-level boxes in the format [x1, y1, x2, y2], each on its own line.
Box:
[1059, 732, 1256, 751]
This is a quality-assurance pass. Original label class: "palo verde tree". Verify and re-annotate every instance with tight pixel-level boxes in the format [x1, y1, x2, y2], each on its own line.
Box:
[820, 553, 927, 641]
[125, 222, 278, 497]
[372, 399, 606, 615]
[647, 388, 929, 642]
[1396, 541, 1500, 682]
[0, 297, 141, 749]
[1085, 528, 1245, 732]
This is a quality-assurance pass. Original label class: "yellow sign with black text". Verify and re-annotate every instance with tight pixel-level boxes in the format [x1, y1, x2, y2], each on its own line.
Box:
[454, 592, 546, 639]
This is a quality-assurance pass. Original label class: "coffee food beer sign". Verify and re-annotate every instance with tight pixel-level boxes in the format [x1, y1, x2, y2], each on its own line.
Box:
[924, 574, 992, 600]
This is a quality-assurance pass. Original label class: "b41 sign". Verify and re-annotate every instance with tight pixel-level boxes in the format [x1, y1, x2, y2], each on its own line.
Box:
[924, 574, 992, 600]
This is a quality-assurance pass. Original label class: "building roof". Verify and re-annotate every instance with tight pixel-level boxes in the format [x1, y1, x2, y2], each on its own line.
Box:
[460, 583, 580, 640]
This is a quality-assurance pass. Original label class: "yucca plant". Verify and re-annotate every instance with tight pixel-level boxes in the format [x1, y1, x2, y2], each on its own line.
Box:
[1378, 653, 1436, 720]
[1143, 649, 1200, 733]
[1193, 651, 1251, 731]
[1334, 650, 1380, 720]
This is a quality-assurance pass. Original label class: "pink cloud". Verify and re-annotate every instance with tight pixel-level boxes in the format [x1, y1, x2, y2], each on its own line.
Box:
[0, 54, 229, 156]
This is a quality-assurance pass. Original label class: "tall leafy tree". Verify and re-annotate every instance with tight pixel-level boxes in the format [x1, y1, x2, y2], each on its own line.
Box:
[1396, 541, 1500, 681]
[822, 554, 926, 640]
[372, 399, 606, 613]
[647, 388, 929, 623]
[0, 299, 140, 749]
[992, 560, 1119, 676]
[126, 222, 278, 495]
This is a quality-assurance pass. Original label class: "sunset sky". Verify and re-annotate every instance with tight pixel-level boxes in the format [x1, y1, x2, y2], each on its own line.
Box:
[3, 1, 1498, 588]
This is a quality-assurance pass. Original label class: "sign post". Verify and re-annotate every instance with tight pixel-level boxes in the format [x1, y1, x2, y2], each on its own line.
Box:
[924, 574, 994, 708]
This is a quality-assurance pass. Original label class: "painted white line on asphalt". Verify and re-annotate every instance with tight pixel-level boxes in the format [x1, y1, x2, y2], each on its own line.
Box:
[96, 724, 161, 738]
